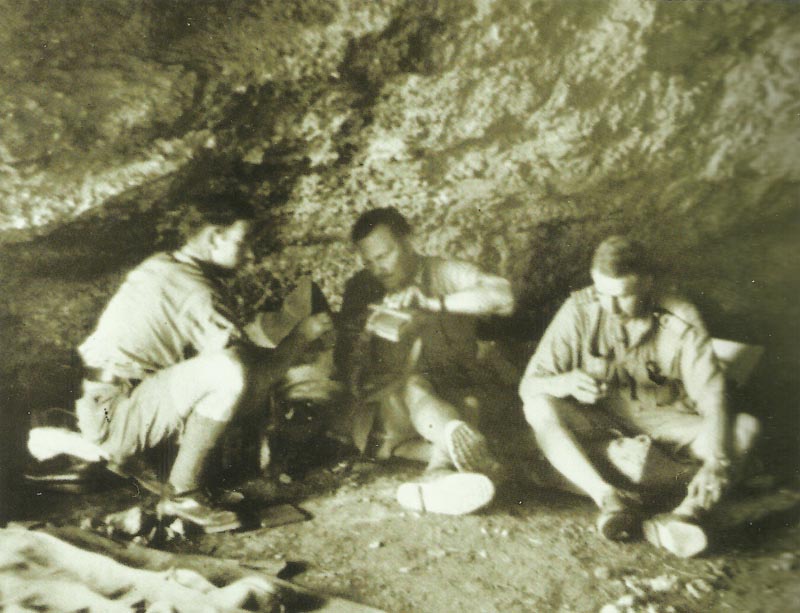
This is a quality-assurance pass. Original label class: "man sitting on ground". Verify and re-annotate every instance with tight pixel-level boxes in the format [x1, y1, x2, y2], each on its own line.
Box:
[335, 207, 517, 515]
[76, 201, 332, 532]
[519, 235, 760, 555]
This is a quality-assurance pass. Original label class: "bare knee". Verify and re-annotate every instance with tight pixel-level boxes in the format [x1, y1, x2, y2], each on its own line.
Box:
[402, 374, 436, 406]
[733, 413, 761, 458]
[210, 349, 247, 399]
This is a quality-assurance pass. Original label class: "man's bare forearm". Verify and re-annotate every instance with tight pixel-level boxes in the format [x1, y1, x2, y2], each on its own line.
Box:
[698, 396, 731, 466]
[519, 373, 564, 400]
[438, 280, 515, 316]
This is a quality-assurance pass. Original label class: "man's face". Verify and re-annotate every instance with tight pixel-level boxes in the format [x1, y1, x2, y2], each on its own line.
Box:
[209, 220, 252, 270]
[591, 269, 652, 322]
[356, 225, 416, 291]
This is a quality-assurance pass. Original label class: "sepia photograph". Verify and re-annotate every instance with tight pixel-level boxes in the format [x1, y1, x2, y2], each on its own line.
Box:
[1, 1, 798, 611]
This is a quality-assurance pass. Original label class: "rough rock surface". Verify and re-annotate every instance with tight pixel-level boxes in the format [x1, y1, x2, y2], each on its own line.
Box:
[1, 2, 799, 609]
[3, 0, 798, 439]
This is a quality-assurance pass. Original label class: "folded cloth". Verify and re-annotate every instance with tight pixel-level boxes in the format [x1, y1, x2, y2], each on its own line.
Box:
[28, 427, 109, 463]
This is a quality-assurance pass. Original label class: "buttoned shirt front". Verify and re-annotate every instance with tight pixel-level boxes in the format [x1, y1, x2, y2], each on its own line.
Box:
[522, 286, 726, 418]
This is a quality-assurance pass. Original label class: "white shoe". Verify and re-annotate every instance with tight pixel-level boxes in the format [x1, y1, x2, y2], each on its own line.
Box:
[396, 471, 495, 516]
[444, 420, 503, 480]
[643, 513, 708, 558]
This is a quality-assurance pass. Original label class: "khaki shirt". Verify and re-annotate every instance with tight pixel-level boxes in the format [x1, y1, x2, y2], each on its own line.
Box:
[522, 286, 725, 416]
[79, 251, 241, 380]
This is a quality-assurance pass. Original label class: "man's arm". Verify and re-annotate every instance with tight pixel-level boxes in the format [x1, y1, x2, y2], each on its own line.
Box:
[678, 327, 732, 510]
[437, 273, 514, 316]
[518, 296, 607, 405]
[384, 262, 515, 316]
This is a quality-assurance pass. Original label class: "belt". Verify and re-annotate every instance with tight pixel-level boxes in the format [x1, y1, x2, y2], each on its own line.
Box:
[84, 366, 136, 387]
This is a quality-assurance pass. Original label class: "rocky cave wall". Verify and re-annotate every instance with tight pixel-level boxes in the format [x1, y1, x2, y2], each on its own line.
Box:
[1, 0, 798, 477]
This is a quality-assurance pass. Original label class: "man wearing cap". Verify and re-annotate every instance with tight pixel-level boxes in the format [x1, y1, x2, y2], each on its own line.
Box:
[519, 235, 760, 555]
[335, 207, 517, 515]
[76, 201, 332, 532]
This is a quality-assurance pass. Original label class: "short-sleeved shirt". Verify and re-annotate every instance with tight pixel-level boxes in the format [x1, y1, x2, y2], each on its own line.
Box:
[335, 256, 497, 391]
[522, 286, 725, 418]
[78, 251, 241, 379]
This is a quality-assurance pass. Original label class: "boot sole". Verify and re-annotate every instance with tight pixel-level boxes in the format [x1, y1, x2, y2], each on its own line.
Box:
[643, 514, 708, 558]
[397, 472, 495, 516]
[444, 420, 498, 475]
[157, 501, 242, 534]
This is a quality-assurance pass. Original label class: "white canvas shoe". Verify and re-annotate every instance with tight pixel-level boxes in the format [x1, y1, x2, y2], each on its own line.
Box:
[396, 471, 495, 516]
[643, 513, 708, 558]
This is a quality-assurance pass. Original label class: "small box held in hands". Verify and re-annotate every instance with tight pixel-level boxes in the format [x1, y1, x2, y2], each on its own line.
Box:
[365, 305, 414, 343]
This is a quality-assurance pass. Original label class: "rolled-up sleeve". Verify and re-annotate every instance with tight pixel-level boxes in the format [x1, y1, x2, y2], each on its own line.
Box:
[181, 292, 242, 353]
[676, 326, 726, 414]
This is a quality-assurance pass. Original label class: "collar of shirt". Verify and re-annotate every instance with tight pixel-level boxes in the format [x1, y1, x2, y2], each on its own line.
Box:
[588, 288, 658, 351]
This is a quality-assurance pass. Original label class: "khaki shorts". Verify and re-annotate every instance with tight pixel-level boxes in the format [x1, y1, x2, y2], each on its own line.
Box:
[76, 355, 237, 462]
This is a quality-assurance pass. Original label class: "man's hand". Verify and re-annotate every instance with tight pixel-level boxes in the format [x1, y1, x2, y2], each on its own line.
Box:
[297, 312, 333, 343]
[383, 286, 439, 311]
[552, 369, 608, 405]
[683, 460, 730, 513]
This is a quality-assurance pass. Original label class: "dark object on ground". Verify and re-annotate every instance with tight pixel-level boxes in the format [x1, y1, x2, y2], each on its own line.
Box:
[24, 454, 124, 493]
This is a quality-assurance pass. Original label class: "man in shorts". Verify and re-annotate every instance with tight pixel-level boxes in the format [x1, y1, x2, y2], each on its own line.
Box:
[76, 201, 332, 532]
[336, 207, 517, 515]
[519, 235, 760, 554]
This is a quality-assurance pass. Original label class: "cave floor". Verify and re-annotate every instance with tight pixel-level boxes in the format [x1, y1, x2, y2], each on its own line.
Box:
[15, 451, 800, 613]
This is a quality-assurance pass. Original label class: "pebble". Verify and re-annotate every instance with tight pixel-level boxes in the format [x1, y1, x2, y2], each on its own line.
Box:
[685, 578, 712, 599]
[647, 574, 678, 593]
[594, 566, 612, 581]
[615, 594, 636, 607]
[477, 549, 488, 559]
[331, 462, 348, 473]
[105, 506, 144, 536]
[368, 540, 383, 549]
[623, 578, 646, 599]
[79, 517, 95, 531]
[279, 473, 293, 484]
[168, 518, 185, 537]
[599, 605, 621, 613]
[398, 567, 410, 574]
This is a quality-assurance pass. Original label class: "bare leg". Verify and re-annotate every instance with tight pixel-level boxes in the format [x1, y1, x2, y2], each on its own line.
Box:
[168, 350, 248, 493]
[522, 394, 616, 507]
[403, 375, 461, 449]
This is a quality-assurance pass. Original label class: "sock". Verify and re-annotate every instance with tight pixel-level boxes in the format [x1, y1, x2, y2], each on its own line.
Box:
[168, 412, 229, 495]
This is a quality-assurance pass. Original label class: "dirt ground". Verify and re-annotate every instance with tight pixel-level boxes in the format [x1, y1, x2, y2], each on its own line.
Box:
[12, 442, 800, 613]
